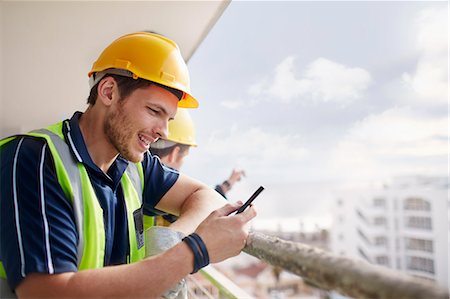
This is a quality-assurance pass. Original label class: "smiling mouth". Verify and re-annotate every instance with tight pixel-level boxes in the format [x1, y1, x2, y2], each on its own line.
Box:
[138, 134, 152, 148]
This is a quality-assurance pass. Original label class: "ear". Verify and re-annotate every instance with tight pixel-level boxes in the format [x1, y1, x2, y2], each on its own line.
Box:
[97, 77, 116, 106]
[168, 146, 181, 163]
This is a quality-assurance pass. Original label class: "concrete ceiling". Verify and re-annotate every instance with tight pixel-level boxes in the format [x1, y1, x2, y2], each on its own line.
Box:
[0, 1, 229, 137]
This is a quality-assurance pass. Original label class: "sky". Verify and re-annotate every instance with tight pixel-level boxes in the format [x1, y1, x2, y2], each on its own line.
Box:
[182, 1, 448, 231]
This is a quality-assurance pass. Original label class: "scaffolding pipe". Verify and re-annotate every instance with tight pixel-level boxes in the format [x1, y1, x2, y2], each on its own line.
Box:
[243, 232, 449, 299]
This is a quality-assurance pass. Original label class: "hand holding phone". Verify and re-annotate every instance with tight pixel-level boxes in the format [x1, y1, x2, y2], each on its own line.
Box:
[235, 186, 264, 214]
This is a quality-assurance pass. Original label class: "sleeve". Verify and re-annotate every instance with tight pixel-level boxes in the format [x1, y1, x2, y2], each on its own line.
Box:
[214, 185, 227, 199]
[141, 151, 179, 216]
[0, 136, 78, 291]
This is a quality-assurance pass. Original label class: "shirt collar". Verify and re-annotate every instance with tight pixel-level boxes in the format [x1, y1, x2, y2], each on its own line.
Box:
[63, 112, 129, 185]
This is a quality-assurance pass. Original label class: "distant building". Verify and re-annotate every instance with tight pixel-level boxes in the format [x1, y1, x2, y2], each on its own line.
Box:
[330, 176, 449, 292]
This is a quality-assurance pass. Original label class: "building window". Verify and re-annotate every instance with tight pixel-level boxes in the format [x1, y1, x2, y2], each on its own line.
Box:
[373, 197, 386, 207]
[405, 216, 432, 230]
[403, 197, 431, 211]
[373, 216, 387, 227]
[405, 238, 433, 253]
[375, 255, 390, 266]
[374, 236, 388, 247]
[407, 256, 435, 274]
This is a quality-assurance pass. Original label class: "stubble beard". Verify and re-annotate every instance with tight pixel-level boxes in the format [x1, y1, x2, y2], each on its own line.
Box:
[104, 101, 143, 163]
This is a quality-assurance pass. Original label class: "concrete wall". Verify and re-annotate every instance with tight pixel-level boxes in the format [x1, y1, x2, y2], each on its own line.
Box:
[0, 1, 228, 137]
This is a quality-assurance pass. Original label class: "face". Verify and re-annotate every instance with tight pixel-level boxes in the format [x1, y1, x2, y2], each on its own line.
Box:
[104, 84, 178, 163]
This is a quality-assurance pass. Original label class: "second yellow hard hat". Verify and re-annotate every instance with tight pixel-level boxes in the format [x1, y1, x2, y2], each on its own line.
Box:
[166, 108, 197, 146]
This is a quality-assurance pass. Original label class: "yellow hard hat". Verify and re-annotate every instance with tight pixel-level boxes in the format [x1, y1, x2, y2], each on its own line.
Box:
[89, 32, 198, 108]
[151, 108, 197, 148]
[167, 108, 197, 146]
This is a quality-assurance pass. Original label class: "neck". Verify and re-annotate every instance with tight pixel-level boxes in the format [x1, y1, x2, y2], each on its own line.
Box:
[79, 106, 118, 173]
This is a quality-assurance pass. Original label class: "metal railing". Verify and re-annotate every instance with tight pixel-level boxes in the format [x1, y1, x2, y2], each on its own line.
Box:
[242, 231, 449, 299]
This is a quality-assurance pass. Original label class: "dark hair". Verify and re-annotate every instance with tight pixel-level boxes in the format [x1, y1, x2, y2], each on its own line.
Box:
[150, 144, 190, 159]
[87, 74, 183, 105]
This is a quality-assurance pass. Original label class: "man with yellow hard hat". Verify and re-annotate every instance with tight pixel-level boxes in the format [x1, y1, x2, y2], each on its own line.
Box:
[0, 32, 256, 298]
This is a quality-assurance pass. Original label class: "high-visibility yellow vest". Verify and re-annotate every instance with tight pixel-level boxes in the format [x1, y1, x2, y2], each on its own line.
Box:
[0, 121, 153, 293]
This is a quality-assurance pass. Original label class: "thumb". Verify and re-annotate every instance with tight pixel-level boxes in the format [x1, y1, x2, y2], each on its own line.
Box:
[215, 202, 242, 216]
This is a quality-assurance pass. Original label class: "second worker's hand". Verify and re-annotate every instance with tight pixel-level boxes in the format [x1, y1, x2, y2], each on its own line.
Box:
[194, 202, 257, 263]
[228, 169, 246, 185]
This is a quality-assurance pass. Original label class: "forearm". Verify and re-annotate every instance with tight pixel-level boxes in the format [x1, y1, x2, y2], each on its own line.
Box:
[16, 241, 194, 298]
[169, 188, 227, 235]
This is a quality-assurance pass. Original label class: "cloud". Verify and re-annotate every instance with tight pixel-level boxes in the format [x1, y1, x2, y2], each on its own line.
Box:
[184, 126, 310, 184]
[220, 100, 243, 109]
[203, 125, 308, 162]
[329, 107, 447, 180]
[248, 56, 372, 106]
[401, 7, 448, 104]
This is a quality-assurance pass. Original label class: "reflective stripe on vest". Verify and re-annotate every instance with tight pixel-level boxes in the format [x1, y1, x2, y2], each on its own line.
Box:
[32, 126, 86, 266]
[0, 121, 149, 292]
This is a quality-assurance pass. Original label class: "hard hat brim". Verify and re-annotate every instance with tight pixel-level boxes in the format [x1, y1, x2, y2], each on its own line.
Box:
[178, 94, 199, 108]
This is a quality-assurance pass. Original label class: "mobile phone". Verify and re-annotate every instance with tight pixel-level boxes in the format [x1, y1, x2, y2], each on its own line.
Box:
[235, 186, 264, 214]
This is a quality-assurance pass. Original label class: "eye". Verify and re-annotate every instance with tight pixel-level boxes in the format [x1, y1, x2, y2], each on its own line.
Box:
[147, 107, 159, 115]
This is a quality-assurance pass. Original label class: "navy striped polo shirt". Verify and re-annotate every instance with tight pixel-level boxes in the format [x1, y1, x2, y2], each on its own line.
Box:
[0, 112, 179, 291]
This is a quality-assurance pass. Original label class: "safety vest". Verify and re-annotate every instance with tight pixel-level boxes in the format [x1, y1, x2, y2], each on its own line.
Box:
[0, 121, 153, 295]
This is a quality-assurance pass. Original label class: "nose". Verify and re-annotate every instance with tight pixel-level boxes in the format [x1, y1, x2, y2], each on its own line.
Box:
[155, 118, 169, 140]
